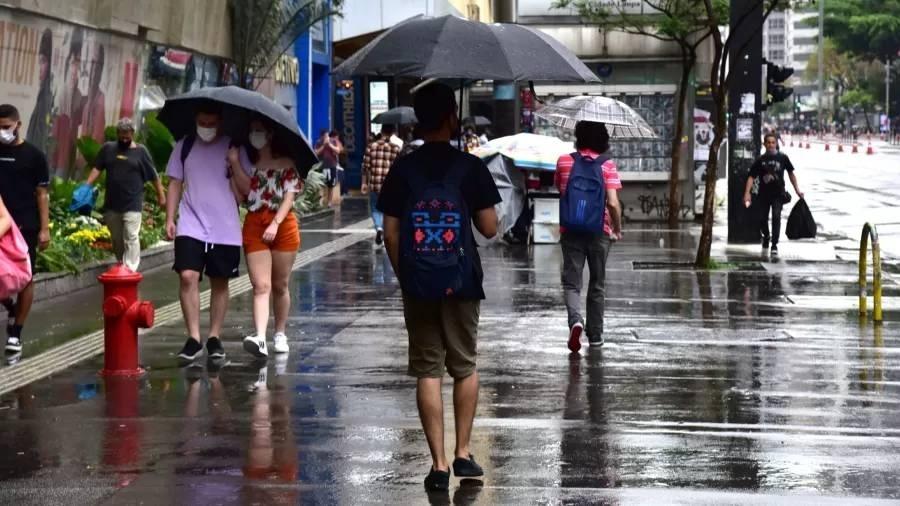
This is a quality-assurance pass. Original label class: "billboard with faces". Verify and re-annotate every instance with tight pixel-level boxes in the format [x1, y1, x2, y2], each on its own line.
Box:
[0, 10, 144, 178]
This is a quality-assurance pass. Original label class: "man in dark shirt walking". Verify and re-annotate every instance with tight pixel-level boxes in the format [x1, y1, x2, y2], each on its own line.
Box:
[0, 104, 50, 356]
[377, 83, 501, 491]
[86, 117, 166, 271]
[743, 133, 804, 255]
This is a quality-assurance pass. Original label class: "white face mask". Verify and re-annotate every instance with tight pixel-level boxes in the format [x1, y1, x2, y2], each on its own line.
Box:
[249, 131, 268, 150]
[0, 127, 16, 145]
[196, 125, 217, 143]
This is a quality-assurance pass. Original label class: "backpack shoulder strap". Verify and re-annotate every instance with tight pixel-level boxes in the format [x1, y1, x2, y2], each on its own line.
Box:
[180, 135, 196, 166]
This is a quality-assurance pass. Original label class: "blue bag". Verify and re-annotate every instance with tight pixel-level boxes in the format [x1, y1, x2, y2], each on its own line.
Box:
[69, 183, 97, 215]
[559, 152, 607, 233]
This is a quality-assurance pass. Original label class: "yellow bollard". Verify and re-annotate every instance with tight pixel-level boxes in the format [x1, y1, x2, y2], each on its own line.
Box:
[859, 223, 883, 322]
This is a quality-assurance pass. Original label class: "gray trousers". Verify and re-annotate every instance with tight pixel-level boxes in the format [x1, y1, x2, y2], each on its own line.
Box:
[105, 211, 143, 271]
[561, 232, 613, 338]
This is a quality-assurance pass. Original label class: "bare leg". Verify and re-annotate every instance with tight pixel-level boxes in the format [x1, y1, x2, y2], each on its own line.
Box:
[208, 277, 230, 338]
[271, 251, 297, 334]
[13, 281, 33, 327]
[417, 377, 448, 471]
[453, 371, 479, 459]
[179, 271, 202, 341]
[246, 251, 272, 337]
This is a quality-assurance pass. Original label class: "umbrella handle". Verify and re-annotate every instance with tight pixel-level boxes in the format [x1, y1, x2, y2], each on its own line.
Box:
[529, 81, 545, 105]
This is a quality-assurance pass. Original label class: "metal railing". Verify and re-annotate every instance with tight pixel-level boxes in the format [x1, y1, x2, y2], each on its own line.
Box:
[859, 223, 883, 323]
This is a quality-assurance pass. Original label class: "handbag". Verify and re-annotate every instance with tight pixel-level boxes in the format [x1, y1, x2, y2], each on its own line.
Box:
[781, 191, 792, 204]
[0, 220, 33, 301]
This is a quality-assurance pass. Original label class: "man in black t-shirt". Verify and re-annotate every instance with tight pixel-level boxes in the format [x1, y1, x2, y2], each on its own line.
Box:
[86, 118, 166, 271]
[0, 104, 50, 355]
[743, 133, 805, 254]
[377, 83, 501, 491]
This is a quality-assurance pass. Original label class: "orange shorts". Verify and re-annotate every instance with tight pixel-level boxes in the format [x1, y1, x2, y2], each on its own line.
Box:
[243, 210, 301, 253]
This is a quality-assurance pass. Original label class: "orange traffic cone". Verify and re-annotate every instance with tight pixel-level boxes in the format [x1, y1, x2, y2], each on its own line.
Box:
[789, 139, 794, 147]
[866, 143, 874, 155]
[825, 143, 830, 151]
[805, 142, 811, 149]
[852, 143, 859, 153]
[838, 144, 844, 152]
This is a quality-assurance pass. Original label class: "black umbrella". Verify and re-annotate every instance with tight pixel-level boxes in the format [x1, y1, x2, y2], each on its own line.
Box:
[372, 106, 417, 125]
[158, 86, 318, 172]
[464, 116, 491, 127]
[333, 15, 598, 82]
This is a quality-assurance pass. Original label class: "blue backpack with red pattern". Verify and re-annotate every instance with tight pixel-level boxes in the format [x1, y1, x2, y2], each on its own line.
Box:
[399, 162, 475, 299]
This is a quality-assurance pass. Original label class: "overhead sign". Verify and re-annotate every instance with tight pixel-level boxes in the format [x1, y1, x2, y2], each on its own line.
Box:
[273, 55, 299, 85]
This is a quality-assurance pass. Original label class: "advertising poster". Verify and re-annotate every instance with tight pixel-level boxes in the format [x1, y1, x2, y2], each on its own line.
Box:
[0, 10, 145, 178]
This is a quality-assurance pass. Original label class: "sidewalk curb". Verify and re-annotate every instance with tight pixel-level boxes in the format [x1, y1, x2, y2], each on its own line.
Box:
[26, 208, 336, 305]
[0, 218, 372, 397]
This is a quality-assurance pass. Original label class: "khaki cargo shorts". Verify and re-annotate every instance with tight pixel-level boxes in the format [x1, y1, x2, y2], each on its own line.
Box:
[402, 295, 480, 379]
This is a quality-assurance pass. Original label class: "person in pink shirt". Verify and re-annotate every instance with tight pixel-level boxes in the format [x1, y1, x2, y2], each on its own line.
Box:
[554, 121, 623, 352]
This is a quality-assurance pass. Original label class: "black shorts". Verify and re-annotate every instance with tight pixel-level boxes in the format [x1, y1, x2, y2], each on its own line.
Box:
[324, 166, 338, 188]
[20, 228, 38, 274]
[173, 236, 241, 280]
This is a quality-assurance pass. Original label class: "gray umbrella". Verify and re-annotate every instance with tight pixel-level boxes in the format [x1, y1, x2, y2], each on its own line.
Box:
[158, 85, 318, 171]
[333, 15, 598, 82]
[372, 106, 417, 125]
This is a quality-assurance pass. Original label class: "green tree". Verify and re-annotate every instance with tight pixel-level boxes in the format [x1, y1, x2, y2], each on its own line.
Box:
[229, 0, 343, 90]
[841, 88, 878, 129]
[806, 42, 886, 123]
[554, 0, 718, 227]
[822, 0, 900, 63]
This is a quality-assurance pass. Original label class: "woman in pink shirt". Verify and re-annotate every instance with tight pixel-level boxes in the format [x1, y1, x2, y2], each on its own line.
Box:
[555, 121, 623, 352]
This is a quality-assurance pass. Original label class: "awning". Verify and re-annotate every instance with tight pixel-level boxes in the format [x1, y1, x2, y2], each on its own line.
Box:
[333, 29, 387, 62]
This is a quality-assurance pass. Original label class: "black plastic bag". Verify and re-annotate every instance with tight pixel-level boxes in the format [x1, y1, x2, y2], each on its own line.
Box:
[786, 198, 817, 239]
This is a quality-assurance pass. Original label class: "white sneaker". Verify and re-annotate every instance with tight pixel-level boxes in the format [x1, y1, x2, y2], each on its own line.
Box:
[242, 335, 268, 358]
[273, 332, 289, 354]
[5, 336, 22, 353]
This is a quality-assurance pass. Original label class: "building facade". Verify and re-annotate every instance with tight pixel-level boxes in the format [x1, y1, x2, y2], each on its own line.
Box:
[763, 11, 792, 67]
[1, 0, 332, 178]
[515, 0, 716, 219]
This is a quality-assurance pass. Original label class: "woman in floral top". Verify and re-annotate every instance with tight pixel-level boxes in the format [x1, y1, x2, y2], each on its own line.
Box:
[228, 117, 303, 357]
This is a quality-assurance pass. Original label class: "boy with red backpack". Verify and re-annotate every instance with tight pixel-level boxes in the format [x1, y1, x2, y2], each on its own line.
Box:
[377, 83, 501, 491]
[555, 121, 623, 352]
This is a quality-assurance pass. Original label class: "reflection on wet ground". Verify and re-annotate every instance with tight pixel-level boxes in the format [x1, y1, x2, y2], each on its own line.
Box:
[0, 213, 898, 504]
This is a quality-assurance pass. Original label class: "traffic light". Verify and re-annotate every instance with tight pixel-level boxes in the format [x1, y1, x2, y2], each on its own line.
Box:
[765, 61, 794, 108]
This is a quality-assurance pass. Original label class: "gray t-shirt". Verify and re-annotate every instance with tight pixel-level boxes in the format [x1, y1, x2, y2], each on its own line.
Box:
[96, 142, 159, 213]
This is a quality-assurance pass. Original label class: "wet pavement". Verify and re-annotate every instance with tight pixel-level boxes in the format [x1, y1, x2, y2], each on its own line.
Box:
[1, 198, 899, 505]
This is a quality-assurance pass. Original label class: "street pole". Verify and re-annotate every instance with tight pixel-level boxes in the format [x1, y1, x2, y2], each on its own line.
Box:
[727, 0, 763, 243]
[817, 0, 825, 132]
[887, 59, 891, 124]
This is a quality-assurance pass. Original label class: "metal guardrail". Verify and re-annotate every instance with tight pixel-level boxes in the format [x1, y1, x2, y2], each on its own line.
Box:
[859, 223, 883, 323]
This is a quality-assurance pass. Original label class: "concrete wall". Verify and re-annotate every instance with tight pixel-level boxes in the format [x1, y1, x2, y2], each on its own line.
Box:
[333, 0, 464, 41]
[5, 0, 231, 57]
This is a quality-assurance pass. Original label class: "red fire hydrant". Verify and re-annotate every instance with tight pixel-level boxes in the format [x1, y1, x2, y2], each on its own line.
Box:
[98, 264, 154, 376]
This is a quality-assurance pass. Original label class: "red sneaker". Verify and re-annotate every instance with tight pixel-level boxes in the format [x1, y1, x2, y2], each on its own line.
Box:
[568, 322, 583, 353]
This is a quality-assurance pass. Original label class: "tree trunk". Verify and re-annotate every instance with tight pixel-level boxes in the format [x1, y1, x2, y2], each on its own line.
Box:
[695, 30, 726, 268]
[694, 89, 727, 267]
[667, 50, 694, 228]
